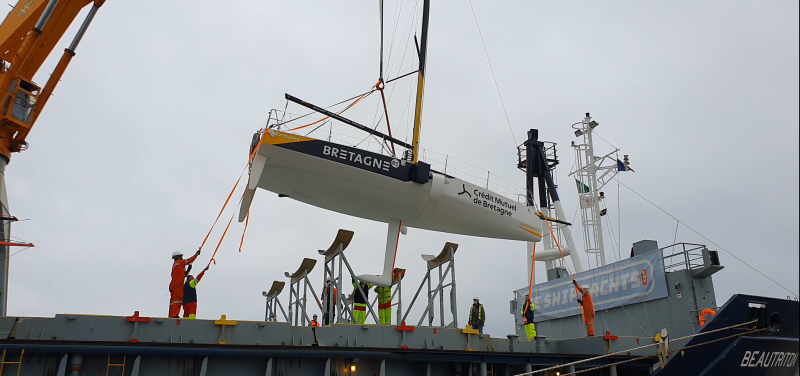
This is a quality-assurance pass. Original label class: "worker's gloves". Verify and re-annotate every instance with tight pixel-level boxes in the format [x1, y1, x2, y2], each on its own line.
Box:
[195, 250, 201, 256]
[523, 318, 528, 324]
[577, 299, 583, 305]
[572, 279, 578, 286]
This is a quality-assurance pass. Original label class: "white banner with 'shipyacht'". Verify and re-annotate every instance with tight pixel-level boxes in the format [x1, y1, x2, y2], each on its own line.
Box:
[515, 250, 668, 323]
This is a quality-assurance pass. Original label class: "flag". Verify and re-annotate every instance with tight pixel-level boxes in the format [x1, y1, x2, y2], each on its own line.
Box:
[617, 159, 635, 172]
[575, 179, 591, 194]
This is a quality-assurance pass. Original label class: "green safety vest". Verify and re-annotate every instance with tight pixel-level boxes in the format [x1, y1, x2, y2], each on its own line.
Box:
[469, 304, 485, 325]
[375, 286, 392, 304]
[521, 301, 534, 323]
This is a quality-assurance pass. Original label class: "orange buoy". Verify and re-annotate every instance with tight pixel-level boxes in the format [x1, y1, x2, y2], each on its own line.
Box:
[699, 308, 716, 326]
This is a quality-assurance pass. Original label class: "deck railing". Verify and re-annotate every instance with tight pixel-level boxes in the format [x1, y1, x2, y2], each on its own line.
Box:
[660, 243, 707, 272]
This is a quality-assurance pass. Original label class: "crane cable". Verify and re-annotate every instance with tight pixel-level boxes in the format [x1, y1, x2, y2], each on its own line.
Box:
[540, 212, 587, 327]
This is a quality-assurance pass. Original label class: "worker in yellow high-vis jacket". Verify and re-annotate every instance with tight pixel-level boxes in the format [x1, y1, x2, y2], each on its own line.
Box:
[521, 294, 536, 340]
[352, 277, 373, 324]
[375, 285, 392, 325]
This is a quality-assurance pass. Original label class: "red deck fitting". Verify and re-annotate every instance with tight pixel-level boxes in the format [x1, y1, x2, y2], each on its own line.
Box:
[126, 311, 151, 323]
[603, 331, 618, 340]
[396, 321, 415, 332]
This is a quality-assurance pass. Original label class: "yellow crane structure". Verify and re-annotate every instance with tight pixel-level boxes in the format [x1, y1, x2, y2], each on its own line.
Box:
[0, 0, 106, 315]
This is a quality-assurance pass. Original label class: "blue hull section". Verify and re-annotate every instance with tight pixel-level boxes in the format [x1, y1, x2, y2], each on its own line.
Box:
[653, 295, 799, 376]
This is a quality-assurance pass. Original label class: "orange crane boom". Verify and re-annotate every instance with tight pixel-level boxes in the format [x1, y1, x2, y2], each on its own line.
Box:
[0, 0, 105, 316]
[0, 0, 105, 160]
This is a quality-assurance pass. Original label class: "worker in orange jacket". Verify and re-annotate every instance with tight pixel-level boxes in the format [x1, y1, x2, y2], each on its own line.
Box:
[573, 280, 595, 336]
[169, 250, 200, 318]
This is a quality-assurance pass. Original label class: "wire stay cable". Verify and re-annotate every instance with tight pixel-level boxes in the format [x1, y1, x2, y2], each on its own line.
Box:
[614, 177, 798, 297]
[467, 0, 517, 147]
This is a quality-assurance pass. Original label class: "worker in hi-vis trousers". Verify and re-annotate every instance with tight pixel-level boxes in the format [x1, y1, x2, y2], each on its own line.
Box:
[169, 250, 200, 318]
[375, 285, 392, 325]
[521, 294, 536, 339]
[352, 277, 373, 324]
[574, 280, 596, 336]
[183, 266, 208, 319]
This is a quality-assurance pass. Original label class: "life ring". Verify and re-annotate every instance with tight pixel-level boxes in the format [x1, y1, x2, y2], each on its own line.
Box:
[699, 308, 716, 326]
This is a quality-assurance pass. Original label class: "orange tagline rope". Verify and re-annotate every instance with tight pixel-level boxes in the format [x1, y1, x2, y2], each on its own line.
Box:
[528, 242, 536, 299]
[541, 212, 587, 322]
[200, 130, 266, 263]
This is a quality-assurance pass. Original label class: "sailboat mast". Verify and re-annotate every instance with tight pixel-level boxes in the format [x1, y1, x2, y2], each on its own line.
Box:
[410, 0, 431, 163]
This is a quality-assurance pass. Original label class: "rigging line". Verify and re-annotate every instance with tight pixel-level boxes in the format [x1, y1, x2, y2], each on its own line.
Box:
[673, 219, 680, 245]
[379, 0, 384, 80]
[602, 211, 621, 262]
[516, 319, 761, 376]
[591, 130, 619, 150]
[276, 87, 379, 128]
[380, 10, 420, 125]
[0, 246, 34, 262]
[466, 0, 518, 147]
[614, 177, 799, 297]
[304, 119, 329, 137]
[386, 69, 419, 84]
[665, 295, 698, 325]
[280, 101, 288, 124]
[617, 178, 622, 261]
[379, 88, 396, 155]
[386, 0, 418, 80]
[385, 0, 405, 65]
[573, 327, 769, 376]
[560, 328, 769, 376]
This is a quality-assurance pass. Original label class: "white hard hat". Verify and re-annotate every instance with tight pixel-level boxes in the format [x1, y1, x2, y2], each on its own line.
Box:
[172, 251, 183, 258]
[581, 285, 590, 290]
[473, 297, 480, 300]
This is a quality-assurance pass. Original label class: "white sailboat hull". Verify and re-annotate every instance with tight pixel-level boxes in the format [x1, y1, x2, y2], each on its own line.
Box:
[243, 131, 543, 242]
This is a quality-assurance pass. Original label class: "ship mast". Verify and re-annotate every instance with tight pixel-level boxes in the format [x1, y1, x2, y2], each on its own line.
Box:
[569, 113, 628, 268]
[409, 0, 430, 163]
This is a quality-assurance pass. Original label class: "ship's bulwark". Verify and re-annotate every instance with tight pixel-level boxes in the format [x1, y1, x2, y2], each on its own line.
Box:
[0, 314, 655, 375]
[0, 294, 795, 375]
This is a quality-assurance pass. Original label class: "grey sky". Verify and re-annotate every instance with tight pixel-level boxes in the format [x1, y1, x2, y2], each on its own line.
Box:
[6, 0, 798, 337]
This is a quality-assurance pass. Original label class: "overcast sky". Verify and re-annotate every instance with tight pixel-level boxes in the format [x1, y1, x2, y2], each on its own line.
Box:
[6, 0, 798, 337]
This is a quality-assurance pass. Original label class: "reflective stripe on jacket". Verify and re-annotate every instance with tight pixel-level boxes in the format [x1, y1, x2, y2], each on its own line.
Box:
[375, 286, 392, 304]
[469, 304, 485, 326]
[170, 254, 198, 289]
[521, 301, 534, 323]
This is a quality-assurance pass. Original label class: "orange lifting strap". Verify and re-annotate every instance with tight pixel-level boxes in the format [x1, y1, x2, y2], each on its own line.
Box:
[527, 242, 536, 299]
[699, 308, 716, 326]
[540, 212, 587, 323]
[200, 131, 266, 265]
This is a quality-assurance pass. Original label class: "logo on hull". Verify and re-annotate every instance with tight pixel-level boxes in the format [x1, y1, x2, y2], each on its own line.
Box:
[457, 184, 472, 199]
